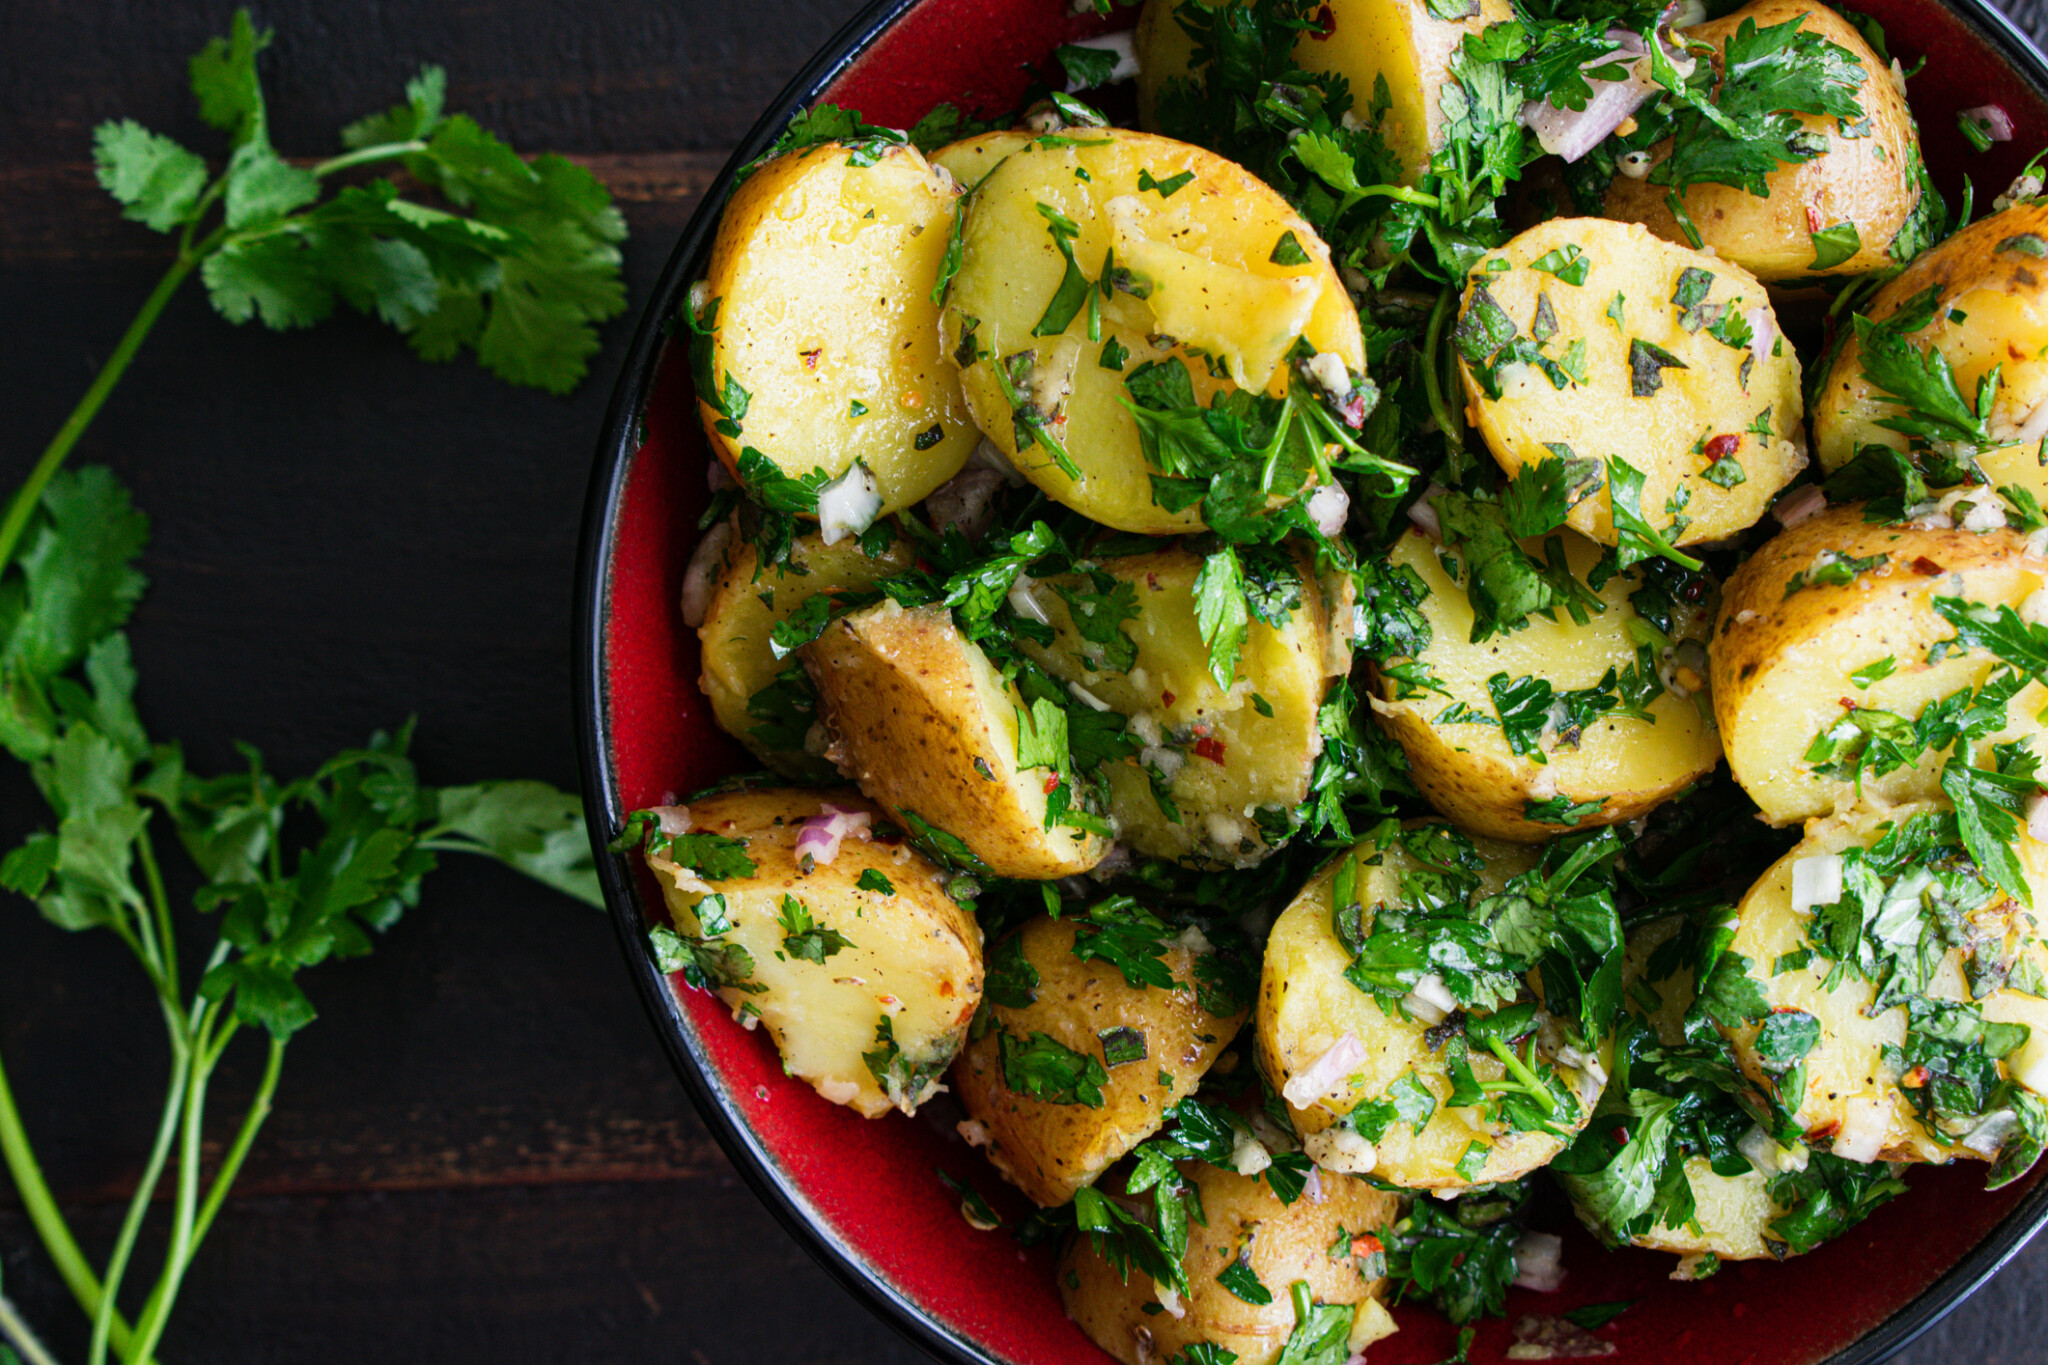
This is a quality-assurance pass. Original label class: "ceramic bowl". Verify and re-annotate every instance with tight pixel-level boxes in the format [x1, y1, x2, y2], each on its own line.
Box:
[575, 3, 2048, 1360]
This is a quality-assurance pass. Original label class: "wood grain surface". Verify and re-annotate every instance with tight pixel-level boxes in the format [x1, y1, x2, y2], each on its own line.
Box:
[3, 1, 2047, 1362]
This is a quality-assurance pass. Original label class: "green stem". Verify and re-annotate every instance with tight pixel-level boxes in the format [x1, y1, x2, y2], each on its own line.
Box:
[1483, 1036, 1558, 1116]
[87, 1041, 192, 1365]
[0, 1048, 149, 1361]
[190, 1034, 284, 1249]
[122, 1001, 221, 1365]
[0, 248, 204, 575]
[0, 1288, 64, 1365]
[1344, 183, 1440, 210]
[134, 830, 179, 1004]
[310, 139, 427, 179]
[1421, 286, 1459, 443]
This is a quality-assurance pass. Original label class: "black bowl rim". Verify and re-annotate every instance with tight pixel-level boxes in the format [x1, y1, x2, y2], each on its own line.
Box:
[573, 3, 2048, 1362]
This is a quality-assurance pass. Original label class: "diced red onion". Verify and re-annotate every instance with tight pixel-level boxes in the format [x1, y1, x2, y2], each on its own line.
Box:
[1282, 1032, 1367, 1107]
[795, 802, 872, 866]
[1963, 498, 2009, 533]
[817, 461, 883, 545]
[654, 806, 693, 838]
[1302, 1164, 1326, 1204]
[1063, 30, 1140, 90]
[680, 520, 735, 628]
[1407, 484, 1447, 540]
[1962, 1108, 2019, 1156]
[1746, 306, 1775, 367]
[2027, 790, 2048, 840]
[2013, 398, 2048, 446]
[1512, 1231, 1567, 1292]
[1007, 575, 1050, 625]
[1772, 484, 1828, 528]
[1308, 482, 1351, 537]
[1519, 33, 1653, 164]
[1791, 853, 1844, 913]
[1963, 104, 2016, 141]
[1410, 973, 1458, 1016]
[925, 466, 1005, 541]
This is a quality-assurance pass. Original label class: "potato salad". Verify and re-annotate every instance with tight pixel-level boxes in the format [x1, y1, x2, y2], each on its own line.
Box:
[614, 0, 2048, 1358]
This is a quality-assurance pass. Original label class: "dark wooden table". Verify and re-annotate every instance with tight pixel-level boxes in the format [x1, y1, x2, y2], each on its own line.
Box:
[2, 2, 2045, 1361]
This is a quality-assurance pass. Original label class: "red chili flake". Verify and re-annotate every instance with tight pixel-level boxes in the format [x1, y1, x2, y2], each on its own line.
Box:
[1308, 3, 1336, 38]
[1351, 1233, 1384, 1259]
[1806, 203, 1823, 233]
[1702, 433, 1741, 461]
[1146, 573, 1160, 590]
[1840, 697, 1858, 711]
[801, 348, 822, 370]
[1611, 1125, 1630, 1145]
[1901, 1066, 1930, 1089]
[873, 827, 904, 845]
[1806, 1120, 1842, 1140]
[1912, 556, 1945, 576]
[1162, 690, 1177, 707]
[1193, 736, 1228, 765]
[1043, 774, 1062, 794]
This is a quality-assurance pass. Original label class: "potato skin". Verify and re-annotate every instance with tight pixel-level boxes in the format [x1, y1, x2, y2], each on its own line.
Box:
[1812, 202, 2048, 492]
[1134, 0, 1513, 184]
[1059, 1161, 1399, 1365]
[1710, 505, 2048, 825]
[941, 127, 1363, 534]
[1722, 802, 2048, 1164]
[700, 140, 978, 514]
[803, 599, 1108, 878]
[1603, 0, 1924, 281]
[1459, 218, 1807, 548]
[645, 788, 981, 1118]
[1256, 825, 1609, 1190]
[696, 531, 914, 777]
[1020, 544, 1340, 867]
[952, 916, 1248, 1206]
[1370, 527, 1721, 841]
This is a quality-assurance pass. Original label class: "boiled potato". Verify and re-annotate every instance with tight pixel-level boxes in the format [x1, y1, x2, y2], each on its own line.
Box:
[1257, 823, 1610, 1190]
[698, 139, 979, 516]
[1603, 0, 1925, 281]
[643, 788, 981, 1117]
[940, 127, 1364, 533]
[1369, 525, 1721, 841]
[1133, 0, 1513, 184]
[1059, 1160, 1399, 1365]
[952, 914, 1248, 1206]
[1711, 504, 2048, 825]
[929, 129, 1035, 189]
[1019, 544, 1341, 867]
[1813, 201, 2048, 501]
[803, 599, 1109, 878]
[1458, 217, 1806, 549]
[1720, 801, 2048, 1165]
[696, 530, 914, 776]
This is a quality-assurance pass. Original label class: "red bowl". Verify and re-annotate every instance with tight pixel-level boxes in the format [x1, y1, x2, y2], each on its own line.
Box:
[574, 4, 2048, 1361]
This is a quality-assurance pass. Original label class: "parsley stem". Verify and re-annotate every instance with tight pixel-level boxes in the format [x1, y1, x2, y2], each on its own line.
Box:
[135, 828, 180, 1003]
[1483, 1036, 1557, 1116]
[309, 139, 429, 179]
[0, 245, 204, 577]
[123, 1001, 220, 1365]
[0, 1289, 64, 1365]
[1421, 287, 1460, 443]
[189, 1033, 285, 1251]
[0, 1046, 153, 1361]
[88, 1042, 193, 1365]
[1346, 183, 1440, 209]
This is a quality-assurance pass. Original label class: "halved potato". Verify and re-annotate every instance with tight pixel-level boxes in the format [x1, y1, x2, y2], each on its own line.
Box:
[1813, 201, 2048, 502]
[803, 599, 1108, 878]
[1721, 801, 2048, 1164]
[1369, 525, 1721, 841]
[940, 127, 1364, 533]
[1603, 0, 1925, 281]
[696, 530, 914, 776]
[699, 139, 979, 515]
[1256, 824, 1610, 1191]
[1458, 217, 1806, 549]
[1059, 1160, 1399, 1365]
[1019, 545, 1340, 866]
[952, 914, 1248, 1206]
[1133, 0, 1513, 184]
[929, 129, 1035, 189]
[642, 788, 981, 1117]
[1711, 504, 2048, 825]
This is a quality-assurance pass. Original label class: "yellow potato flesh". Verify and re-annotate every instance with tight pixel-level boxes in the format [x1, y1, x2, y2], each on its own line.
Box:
[1813, 202, 2048, 492]
[1133, 0, 1514, 184]
[696, 532, 913, 776]
[1459, 217, 1806, 548]
[1710, 506, 2048, 825]
[941, 128, 1363, 533]
[803, 599, 1107, 878]
[1371, 527, 1721, 841]
[1059, 1161, 1398, 1365]
[1256, 827, 1607, 1190]
[1603, 0, 1923, 281]
[950, 916, 1245, 1206]
[1020, 546, 1338, 867]
[647, 789, 981, 1118]
[701, 141, 979, 513]
[1724, 802, 2048, 1164]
